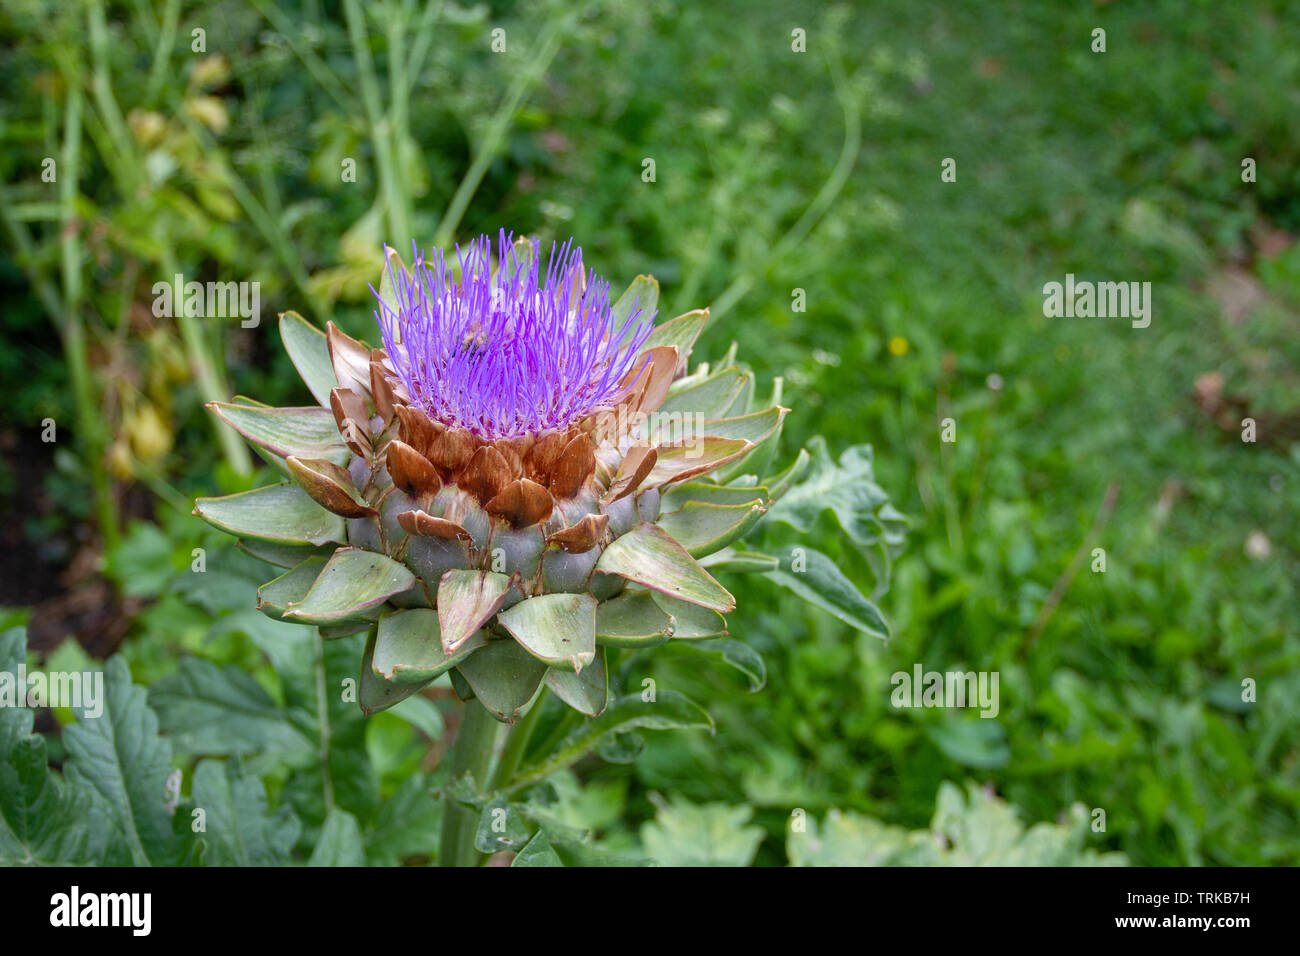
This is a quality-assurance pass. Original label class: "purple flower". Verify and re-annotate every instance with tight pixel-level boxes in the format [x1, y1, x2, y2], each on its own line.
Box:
[373, 232, 655, 441]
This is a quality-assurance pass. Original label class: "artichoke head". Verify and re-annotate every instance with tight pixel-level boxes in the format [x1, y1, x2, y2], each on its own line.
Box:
[195, 242, 797, 721]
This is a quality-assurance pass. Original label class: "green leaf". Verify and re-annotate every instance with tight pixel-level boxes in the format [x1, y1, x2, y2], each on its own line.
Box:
[661, 481, 770, 511]
[926, 720, 1011, 770]
[208, 402, 349, 467]
[257, 557, 326, 623]
[512, 830, 565, 866]
[237, 538, 333, 569]
[716, 405, 787, 484]
[698, 547, 780, 574]
[722, 369, 755, 418]
[372, 608, 486, 685]
[359, 627, 433, 714]
[643, 308, 706, 367]
[764, 546, 889, 640]
[642, 436, 752, 488]
[455, 640, 549, 722]
[595, 590, 674, 647]
[595, 523, 734, 613]
[0, 628, 110, 865]
[195, 483, 346, 547]
[308, 808, 365, 866]
[650, 591, 728, 638]
[149, 658, 315, 760]
[680, 638, 766, 691]
[788, 783, 1126, 866]
[280, 310, 338, 406]
[283, 547, 414, 625]
[640, 794, 764, 866]
[497, 593, 597, 672]
[512, 691, 713, 789]
[474, 797, 533, 854]
[365, 774, 443, 866]
[191, 759, 300, 866]
[376, 246, 409, 329]
[546, 646, 608, 716]
[765, 447, 810, 501]
[611, 274, 660, 332]
[437, 570, 516, 654]
[656, 405, 785, 447]
[62, 657, 180, 865]
[767, 437, 906, 562]
[655, 498, 767, 557]
[658, 367, 748, 419]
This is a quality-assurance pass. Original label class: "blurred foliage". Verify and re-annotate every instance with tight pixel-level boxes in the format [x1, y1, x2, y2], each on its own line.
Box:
[2, 0, 1298, 865]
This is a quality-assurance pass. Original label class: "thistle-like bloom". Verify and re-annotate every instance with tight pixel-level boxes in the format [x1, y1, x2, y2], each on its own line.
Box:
[198, 234, 800, 722]
[374, 232, 655, 441]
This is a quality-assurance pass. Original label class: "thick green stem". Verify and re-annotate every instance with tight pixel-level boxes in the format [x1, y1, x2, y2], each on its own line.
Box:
[439, 699, 502, 867]
[490, 689, 547, 792]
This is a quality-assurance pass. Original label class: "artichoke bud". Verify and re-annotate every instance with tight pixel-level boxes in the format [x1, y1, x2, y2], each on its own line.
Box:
[196, 232, 794, 720]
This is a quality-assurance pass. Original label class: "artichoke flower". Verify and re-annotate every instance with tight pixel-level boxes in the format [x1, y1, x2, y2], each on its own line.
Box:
[195, 232, 803, 722]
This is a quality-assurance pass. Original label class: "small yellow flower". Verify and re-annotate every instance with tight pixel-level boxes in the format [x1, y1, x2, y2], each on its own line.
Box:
[888, 335, 909, 356]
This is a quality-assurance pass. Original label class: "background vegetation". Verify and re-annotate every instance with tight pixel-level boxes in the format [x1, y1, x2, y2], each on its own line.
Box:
[1, 0, 1296, 865]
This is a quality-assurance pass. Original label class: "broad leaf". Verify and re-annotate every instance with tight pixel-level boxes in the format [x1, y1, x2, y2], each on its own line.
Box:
[280, 310, 338, 406]
[149, 658, 315, 760]
[0, 628, 110, 865]
[678, 638, 765, 691]
[191, 759, 300, 866]
[209, 402, 349, 466]
[640, 795, 764, 867]
[195, 483, 346, 547]
[308, 808, 365, 866]
[497, 593, 597, 672]
[437, 570, 516, 654]
[283, 547, 414, 625]
[611, 274, 660, 332]
[764, 546, 889, 640]
[63, 657, 180, 865]
[595, 590, 674, 647]
[371, 608, 486, 685]
[655, 498, 767, 557]
[596, 523, 734, 613]
[455, 640, 549, 722]
[545, 646, 608, 716]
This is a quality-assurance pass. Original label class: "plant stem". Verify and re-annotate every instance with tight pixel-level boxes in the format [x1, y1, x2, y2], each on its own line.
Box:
[55, 71, 120, 550]
[439, 699, 502, 867]
[432, 11, 566, 247]
[489, 688, 547, 791]
[314, 631, 336, 816]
